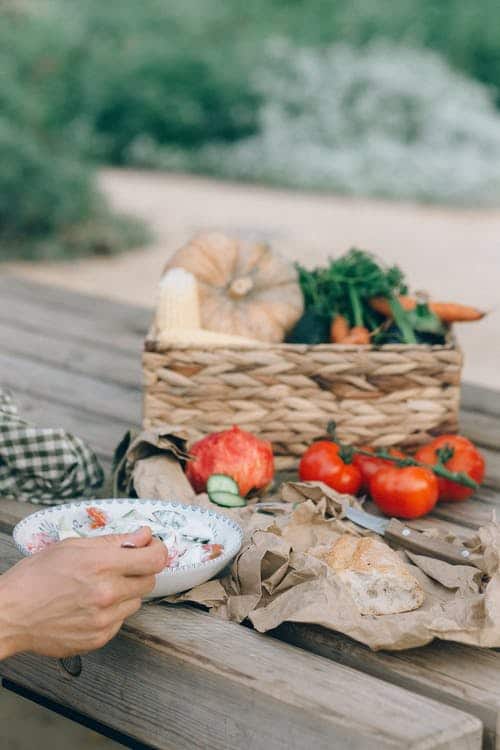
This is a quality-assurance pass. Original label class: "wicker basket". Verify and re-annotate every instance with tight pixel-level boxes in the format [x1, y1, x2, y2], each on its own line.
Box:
[143, 338, 463, 471]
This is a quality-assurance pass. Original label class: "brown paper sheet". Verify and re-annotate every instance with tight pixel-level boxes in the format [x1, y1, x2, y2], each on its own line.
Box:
[124, 429, 500, 651]
[167, 483, 500, 651]
[112, 427, 195, 503]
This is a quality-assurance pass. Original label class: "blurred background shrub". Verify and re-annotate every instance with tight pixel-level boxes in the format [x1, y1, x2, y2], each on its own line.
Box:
[2, 0, 500, 258]
[0, 3, 150, 260]
[155, 42, 500, 204]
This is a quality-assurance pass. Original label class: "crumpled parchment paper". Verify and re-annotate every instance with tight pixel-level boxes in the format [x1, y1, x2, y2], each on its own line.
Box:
[117, 428, 500, 651]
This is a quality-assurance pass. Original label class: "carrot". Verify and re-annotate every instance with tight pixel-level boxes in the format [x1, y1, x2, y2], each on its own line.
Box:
[341, 326, 371, 345]
[428, 301, 486, 323]
[370, 296, 413, 316]
[86, 506, 108, 529]
[330, 314, 350, 343]
[370, 296, 485, 323]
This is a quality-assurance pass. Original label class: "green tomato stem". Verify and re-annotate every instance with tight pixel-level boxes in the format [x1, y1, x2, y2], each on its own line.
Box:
[352, 447, 478, 490]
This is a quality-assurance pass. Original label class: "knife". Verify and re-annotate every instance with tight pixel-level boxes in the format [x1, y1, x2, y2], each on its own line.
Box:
[344, 506, 487, 572]
[256, 501, 487, 572]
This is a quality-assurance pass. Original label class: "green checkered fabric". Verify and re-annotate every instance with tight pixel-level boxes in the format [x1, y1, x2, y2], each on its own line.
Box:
[0, 390, 104, 504]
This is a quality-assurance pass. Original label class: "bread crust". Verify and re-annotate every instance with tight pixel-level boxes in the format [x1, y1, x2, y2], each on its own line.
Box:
[318, 534, 425, 615]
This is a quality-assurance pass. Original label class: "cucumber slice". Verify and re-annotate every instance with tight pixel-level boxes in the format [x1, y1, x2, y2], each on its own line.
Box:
[207, 474, 240, 496]
[208, 491, 246, 508]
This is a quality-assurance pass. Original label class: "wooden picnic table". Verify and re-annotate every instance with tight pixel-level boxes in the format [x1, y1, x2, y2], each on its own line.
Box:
[1, 274, 500, 749]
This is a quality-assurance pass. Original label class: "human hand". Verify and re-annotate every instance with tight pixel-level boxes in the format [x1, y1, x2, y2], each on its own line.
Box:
[0, 526, 167, 659]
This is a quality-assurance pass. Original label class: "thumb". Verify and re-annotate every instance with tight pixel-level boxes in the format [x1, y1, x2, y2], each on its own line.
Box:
[99, 526, 153, 549]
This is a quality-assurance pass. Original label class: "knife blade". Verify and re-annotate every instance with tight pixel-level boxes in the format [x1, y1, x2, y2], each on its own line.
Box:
[344, 506, 487, 572]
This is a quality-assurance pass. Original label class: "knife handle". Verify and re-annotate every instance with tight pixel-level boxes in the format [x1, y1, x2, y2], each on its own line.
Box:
[384, 519, 487, 572]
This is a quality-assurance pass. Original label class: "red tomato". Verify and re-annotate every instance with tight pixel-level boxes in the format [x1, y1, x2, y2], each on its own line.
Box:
[299, 441, 362, 495]
[353, 446, 407, 491]
[86, 507, 108, 529]
[416, 435, 485, 502]
[369, 466, 439, 519]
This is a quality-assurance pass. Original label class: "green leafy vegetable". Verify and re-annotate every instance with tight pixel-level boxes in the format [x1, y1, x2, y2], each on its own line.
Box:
[407, 297, 446, 335]
[296, 248, 419, 344]
[285, 308, 331, 345]
[295, 249, 448, 345]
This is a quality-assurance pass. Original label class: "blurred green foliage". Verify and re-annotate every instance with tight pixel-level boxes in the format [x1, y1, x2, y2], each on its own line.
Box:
[171, 42, 500, 205]
[1, 0, 262, 162]
[2, 0, 500, 258]
[228, 0, 500, 101]
[0, 4, 150, 260]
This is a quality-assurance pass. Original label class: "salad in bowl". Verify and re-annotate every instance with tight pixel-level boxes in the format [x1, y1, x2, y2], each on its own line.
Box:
[13, 499, 243, 597]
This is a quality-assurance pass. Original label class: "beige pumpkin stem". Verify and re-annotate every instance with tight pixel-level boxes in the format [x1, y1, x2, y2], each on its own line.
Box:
[229, 276, 254, 298]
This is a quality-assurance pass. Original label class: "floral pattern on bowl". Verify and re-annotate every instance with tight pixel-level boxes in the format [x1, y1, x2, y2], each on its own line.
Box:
[13, 499, 243, 598]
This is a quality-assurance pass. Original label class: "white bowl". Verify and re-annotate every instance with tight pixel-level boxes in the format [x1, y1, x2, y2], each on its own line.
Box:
[13, 499, 243, 598]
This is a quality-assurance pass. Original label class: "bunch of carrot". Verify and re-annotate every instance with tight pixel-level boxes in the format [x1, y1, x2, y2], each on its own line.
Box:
[331, 296, 484, 344]
[289, 248, 484, 346]
[292, 248, 485, 347]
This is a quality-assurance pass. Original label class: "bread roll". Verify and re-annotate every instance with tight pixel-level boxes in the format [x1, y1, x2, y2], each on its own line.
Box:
[320, 535, 424, 615]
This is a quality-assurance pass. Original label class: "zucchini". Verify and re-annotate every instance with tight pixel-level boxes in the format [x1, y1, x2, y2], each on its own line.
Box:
[207, 474, 240, 496]
[208, 491, 246, 508]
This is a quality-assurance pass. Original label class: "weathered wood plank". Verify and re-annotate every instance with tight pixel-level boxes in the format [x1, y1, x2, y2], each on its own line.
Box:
[471, 448, 500, 491]
[276, 624, 500, 750]
[462, 383, 500, 419]
[427, 486, 500, 531]
[430, 499, 498, 530]
[2, 279, 496, 422]
[2, 316, 499, 499]
[460, 410, 500, 452]
[1, 628, 480, 750]
[3, 277, 500, 460]
[0, 274, 151, 332]
[0, 499, 41, 536]
[364, 492, 500, 537]
[0, 319, 141, 390]
[4, 322, 500, 464]
[0, 535, 482, 750]
[0, 351, 141, 426]
[0, 276, 149, 354]
[0, 276, 495, 748]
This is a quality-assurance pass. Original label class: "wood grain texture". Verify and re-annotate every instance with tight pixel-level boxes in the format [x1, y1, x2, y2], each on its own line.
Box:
[0, 563, 482, 749]
[0, 351, 141, 426]
[1, 276, 499, 457]
[363, 496, 500, 538]
[0, 274, 150, 352]
[460, 410, 500, 452]
[0, 538, 483, 750]
[0, 319, 142, 390]
[276, 623, 500, 750]
[1, 632, 481, 750]
[0, 499, 38, 536]
[1, 276, 499, 748]
[430, 487, 500, 530]
[462, 383, 500, 419]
